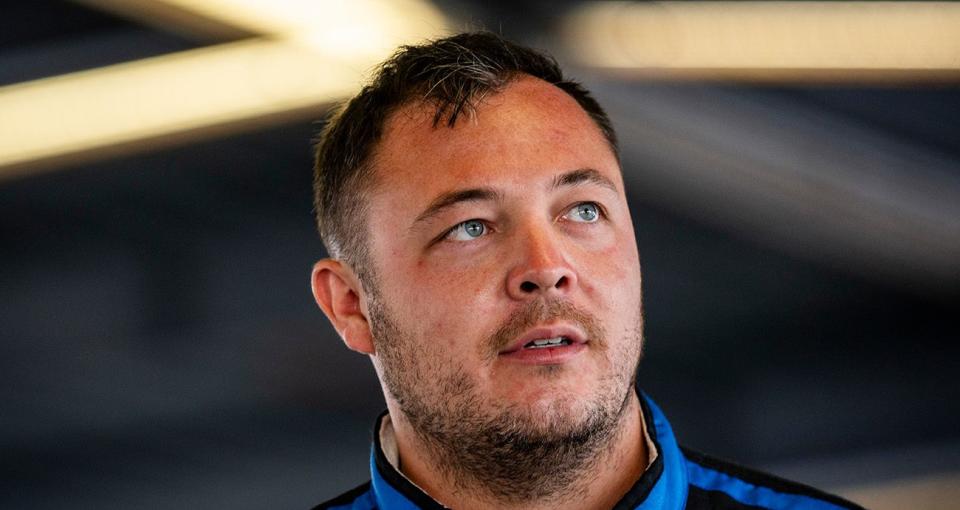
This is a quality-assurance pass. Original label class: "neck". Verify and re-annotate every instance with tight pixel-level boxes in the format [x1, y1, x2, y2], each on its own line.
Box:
[388, 391, 649, 510]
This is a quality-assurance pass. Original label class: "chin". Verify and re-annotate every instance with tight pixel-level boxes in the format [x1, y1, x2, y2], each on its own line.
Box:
[529, 375, 607, 407]
[500, 391, 604, 437]
[501, 370, 634, 440]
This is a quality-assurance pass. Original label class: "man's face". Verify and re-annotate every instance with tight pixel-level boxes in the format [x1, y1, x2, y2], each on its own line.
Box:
[362, 76, 644, 451]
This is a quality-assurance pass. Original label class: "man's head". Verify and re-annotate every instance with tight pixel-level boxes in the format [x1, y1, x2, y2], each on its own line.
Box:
[311, 32, 644, 503]
[313, 31, 618, 279]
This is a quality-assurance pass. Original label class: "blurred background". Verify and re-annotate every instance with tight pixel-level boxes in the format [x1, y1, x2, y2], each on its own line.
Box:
[1, 1, 958, 509]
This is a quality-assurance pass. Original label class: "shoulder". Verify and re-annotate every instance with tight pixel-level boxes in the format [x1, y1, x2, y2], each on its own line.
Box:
[680, 447, 865, 510]
[311, 481, 376, 510]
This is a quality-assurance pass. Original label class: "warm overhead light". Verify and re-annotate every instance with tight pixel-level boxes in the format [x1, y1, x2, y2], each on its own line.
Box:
[562, 1, 960, 81]
[0, 40, 361, 175]
[0, 0, 448, 177]
[81, 0, 448, 61]
[92, 0, 446, 36]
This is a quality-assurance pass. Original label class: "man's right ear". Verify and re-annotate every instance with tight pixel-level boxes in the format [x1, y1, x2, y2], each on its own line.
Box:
[311, 259, 376, 355]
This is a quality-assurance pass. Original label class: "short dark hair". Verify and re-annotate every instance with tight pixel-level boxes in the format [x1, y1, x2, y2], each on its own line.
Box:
[312, 31, 618, 277]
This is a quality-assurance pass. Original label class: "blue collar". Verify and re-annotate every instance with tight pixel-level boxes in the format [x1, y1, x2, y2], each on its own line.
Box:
[368, 393, 689, 510]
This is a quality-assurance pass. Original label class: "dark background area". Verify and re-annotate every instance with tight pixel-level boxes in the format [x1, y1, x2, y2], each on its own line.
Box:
[1, 2, 958, 509]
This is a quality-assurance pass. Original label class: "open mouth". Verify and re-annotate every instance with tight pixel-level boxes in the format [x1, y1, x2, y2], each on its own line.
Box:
[523, 336, 573, 349]
[498, 325, 588, 364]
[499, 325, 588, 355]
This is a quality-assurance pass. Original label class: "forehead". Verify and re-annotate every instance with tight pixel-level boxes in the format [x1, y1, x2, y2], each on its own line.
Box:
[369, 76, 621, 201]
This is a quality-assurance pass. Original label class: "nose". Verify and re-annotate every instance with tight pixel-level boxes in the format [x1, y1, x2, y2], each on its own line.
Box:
[506, 226, 578, 301]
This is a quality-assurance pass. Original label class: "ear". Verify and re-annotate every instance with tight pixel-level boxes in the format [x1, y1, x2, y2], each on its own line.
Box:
[311, 259, 375, 355]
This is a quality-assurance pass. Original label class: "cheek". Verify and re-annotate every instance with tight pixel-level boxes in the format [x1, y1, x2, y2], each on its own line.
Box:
[606, 225, 642, 281]
[395, 258, 500, 348]
[416, 246, 501, 296]
[577, 232, 643, 323]
[582, 237, 636, 290]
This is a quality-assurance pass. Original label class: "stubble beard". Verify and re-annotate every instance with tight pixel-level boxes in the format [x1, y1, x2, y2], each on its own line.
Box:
[368, 290, 644, 504]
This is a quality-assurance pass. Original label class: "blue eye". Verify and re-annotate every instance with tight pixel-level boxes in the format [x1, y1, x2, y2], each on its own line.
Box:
[565, 202, 600, 223]
[446, 219, 487, 241]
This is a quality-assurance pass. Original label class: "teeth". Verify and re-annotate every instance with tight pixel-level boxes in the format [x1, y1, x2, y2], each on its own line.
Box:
[525, 337, 569, 349]
[533, 337, 564, 346]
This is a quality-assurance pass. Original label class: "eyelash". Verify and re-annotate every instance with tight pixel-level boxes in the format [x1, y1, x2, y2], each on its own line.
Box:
[444, 219, 489, 242]
[439, 201, 607, 244]
[563, 201, 605, 224]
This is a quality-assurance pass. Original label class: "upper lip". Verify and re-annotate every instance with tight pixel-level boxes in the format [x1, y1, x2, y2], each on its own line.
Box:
[499, 324, 588, 354]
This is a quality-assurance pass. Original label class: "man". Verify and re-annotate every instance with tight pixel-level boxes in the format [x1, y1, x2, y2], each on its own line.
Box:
[310, 32, 862, 510]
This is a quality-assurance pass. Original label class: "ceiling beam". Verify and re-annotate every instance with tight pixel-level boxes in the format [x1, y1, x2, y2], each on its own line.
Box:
[563, 1, 960, 83]
[0, 0, 447, 178]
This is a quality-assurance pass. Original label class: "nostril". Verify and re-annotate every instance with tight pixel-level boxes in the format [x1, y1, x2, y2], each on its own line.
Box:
[555, 275, 568, 288]
[520, 281, 538, 293]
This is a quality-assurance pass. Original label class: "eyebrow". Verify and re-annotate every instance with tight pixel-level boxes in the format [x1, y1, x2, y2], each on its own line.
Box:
[413, 187, 503, 226]
[552, 168, 619, 194]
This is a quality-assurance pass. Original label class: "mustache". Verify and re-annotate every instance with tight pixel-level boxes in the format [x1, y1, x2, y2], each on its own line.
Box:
[482, 299, 606, 360]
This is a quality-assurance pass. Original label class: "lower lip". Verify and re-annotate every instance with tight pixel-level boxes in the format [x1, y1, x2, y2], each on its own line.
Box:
[498, 343, 587, 365]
